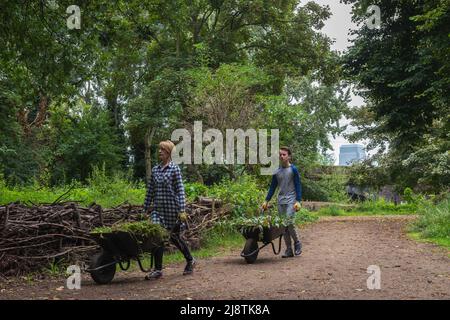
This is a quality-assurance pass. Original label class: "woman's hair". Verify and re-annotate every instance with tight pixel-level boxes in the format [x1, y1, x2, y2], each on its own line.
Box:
[159, 140, 176, 158]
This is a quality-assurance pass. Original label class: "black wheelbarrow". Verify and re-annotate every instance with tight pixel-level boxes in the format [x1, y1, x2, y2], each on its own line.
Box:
[86, 231, 165, 284]
[240, 224, 286, 264]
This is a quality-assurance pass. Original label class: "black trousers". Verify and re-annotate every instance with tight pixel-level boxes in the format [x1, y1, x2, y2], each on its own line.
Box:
[153, 224, 192, 271]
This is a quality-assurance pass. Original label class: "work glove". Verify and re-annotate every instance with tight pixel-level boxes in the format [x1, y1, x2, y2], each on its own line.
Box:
[261, 201, 269, 211]
[293, 201, 301, 212]
[178, 211, 188, 222]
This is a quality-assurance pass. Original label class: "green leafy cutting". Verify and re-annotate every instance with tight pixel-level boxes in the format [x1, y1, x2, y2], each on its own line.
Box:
[91, 220, 169, 242]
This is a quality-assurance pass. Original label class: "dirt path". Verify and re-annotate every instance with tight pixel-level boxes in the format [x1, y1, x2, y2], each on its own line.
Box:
[1, 216, 449, 300]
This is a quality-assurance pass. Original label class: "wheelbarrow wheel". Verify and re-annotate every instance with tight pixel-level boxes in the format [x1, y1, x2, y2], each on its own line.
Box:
[89, 250, 116, 284]
[243, 238, 258, 264]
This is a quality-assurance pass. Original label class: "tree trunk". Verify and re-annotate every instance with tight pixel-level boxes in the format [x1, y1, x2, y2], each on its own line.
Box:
[145, 127, 156, 184]
[17, 93, 49, 136]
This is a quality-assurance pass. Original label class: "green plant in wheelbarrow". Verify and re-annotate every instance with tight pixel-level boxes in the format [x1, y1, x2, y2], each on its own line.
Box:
[88, 220, 169, 284]
[232, 214, 290, 233]
[233, 214, 290, 264]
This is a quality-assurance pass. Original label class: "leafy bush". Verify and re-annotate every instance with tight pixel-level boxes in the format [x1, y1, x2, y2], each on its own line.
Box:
[411, 197, 450, 239]
[208, 175, 265, 217]
[301, 170, 349, 202]
[316, 172, 349, 202]
[184, 182, 209, 201]
[294, 208, 319, 224]
[82, 165, 145, 207]
[91, 220, 169, 242]
[301, 178, 330, 201]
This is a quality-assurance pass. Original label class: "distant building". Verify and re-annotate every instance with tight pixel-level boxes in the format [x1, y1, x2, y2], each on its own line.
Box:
[339, 144, 366, 166]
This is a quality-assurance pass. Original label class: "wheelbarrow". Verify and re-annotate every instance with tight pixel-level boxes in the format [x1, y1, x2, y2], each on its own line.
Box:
[85, 230, 165, 284]
[239, 210, 286, 264]
[85, 214, 183, 284]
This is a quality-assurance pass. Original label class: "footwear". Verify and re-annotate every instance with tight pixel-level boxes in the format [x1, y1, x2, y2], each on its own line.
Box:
[282, 248, 294, 258]
[294, 241, 302, 256]
[183, 258, 196, 275]
[145, 270, 162, 280]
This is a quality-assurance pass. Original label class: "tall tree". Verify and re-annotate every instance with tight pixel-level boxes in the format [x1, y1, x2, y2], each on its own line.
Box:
[343, 0, 450, 192]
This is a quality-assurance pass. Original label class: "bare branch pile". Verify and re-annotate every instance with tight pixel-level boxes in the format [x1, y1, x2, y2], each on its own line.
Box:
[0, 198, 231, 276]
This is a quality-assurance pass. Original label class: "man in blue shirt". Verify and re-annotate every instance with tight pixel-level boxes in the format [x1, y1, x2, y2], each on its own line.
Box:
[262, 146, 302, 258]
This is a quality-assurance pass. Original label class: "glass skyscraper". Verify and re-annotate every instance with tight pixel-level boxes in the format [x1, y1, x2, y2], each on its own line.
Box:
[339, 144, 366, 166]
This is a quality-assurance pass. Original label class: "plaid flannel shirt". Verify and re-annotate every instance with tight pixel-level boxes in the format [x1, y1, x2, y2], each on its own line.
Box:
[143, 161, 186, 230]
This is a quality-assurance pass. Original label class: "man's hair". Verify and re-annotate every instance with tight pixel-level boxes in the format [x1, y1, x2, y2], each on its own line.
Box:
[280, 146, 292, 156]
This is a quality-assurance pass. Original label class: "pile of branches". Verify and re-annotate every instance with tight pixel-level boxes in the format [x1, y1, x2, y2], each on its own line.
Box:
[184, 197, 232, 249]
[0, 198, 231, 277]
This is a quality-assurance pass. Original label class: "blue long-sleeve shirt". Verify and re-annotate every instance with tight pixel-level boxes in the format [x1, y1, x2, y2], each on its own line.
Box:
[265, 164, 302, 204]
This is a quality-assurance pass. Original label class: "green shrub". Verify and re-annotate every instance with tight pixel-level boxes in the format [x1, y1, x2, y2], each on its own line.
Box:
[301, 171, 348, 202]
[294, 208, 319, 223]
[411, 197, 450, 239]
[316, 172, 348, 203]
[209, 175, 265, 217]
[184, 182, 209, 201]
[301, 178, 330, 201]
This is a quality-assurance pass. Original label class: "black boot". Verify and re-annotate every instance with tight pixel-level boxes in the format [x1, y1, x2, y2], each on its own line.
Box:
[145, 269, 163, 280]
[294, 241, 302, 256]
[282, 248, 294, 258]
[183, 258, 196, 275]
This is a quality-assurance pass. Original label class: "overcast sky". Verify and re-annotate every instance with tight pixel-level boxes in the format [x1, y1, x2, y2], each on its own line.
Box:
[310, 0, 367, 164]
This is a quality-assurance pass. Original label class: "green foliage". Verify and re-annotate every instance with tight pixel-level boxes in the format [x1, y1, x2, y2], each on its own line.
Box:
[1, 0, 347, 191]
[43, 259, 66, 277]
[230, 214, 290, 229]
[294, 208, 319, 224]
[184, 182, 209, 201]
[301, 178, 331, 201]
[261, 77, 350, 176]
[343, 0, 450, 194]
[208, 175, 265, 217]
[304, 171, 349, 202]
[351, 198, 417, 215]
[403, 187, 419, 205]
[91, 220, 169, 242]
[0, 101, 39, 185]
[0, 171, 146, 208]
[318, 205, 346, 217]
[411, 196, 450, 240]
[46, 102, 124, 184]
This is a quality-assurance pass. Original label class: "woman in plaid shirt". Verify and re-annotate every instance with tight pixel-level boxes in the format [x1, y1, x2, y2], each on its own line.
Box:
[143, 140, 195, 280]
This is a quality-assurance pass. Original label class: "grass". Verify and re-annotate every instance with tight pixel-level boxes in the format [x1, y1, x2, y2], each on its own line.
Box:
[349, 198, 417, 215]
[408, 232, 450, 255]
[316, 205, 346, 217]
[315, 199, 417, 217]
[408, 197, 450, 250]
